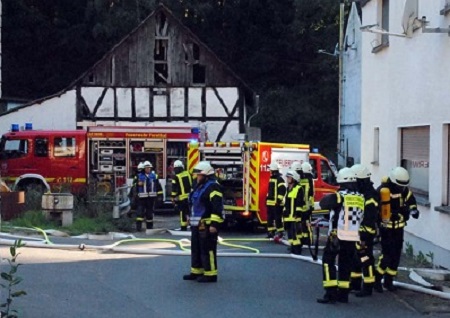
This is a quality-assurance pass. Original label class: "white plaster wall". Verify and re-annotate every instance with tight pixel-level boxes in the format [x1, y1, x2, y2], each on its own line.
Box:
[0, 90, 77, 133]
[360, 1, 450, 259]
[135, 88, 150, 117]
[341, 3, 362, 167]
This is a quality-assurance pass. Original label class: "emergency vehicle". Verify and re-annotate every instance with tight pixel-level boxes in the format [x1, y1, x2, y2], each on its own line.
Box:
[186, 141, 339, 227]
[0, 124, 202, 203]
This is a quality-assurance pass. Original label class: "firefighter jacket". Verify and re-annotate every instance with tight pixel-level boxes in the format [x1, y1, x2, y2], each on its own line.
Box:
[376, 179, 418, 229]
[319, 190, 364, 241]
[359, 182, 379, 242]
[300, 174, 315, 219]
[189, 177, 224, 227]
[171, 170, 193, 202]
[137, 171, 163, 198]
[282, 183, 305, 222]
[266, 171, 286, 207]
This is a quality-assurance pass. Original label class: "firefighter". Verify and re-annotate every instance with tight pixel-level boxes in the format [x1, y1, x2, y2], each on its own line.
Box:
[300, 162, 315, 256]
[350, 164, 379, 297]
[183, 161, 224, 283]
[136, 161, 163, 232]
[290, 161, 305, 250]
[317, 167, 364, 304]
[375, 167, 419, 292]
[282, 170, 305, 255]
[266, 162, 286, 239]
[129, 162, 144, 216]
[171, 160, 193, 231]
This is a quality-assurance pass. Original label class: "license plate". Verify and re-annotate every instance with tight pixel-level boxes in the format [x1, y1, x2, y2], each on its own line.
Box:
[224, 210, 233, 215]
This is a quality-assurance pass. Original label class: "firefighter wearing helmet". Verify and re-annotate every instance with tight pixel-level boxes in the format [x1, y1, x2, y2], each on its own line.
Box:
[129, 162, 145, 215]
[317, 167, 364, 304]
[349, 164, 379, 297]
[136, 160, 163, 232]
[374, 166, 419, 293]
[183, 161, 224, 283]
[265, 162, 286, 239]
[282, 170, 305, 255]
[299, 161, 315, 257]
[171, 160, 193, 231]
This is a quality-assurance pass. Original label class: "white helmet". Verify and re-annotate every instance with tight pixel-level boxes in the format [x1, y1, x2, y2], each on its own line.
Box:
[137, 162, 145, 170]
[269, 162, 280, 171]
[290, 161, 302, 171]
[337, 167, 356, 183]
[351, 164, 371, 179]
[389, 167, 410, 186]
[174, 160, 184, 168]
[193, 161, 215, 175]
[285, 170, 300, 182]
[301, 162, 313, 174]
[144, 161, 152, 168]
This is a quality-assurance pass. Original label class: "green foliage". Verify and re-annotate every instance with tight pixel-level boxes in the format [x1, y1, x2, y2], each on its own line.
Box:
[9, 210, 56, 229]
[405, 241, 414, 258]
[1, 239, 27, 318]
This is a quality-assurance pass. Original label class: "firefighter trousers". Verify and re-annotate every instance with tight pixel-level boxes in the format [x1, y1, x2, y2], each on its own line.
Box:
[377, 227, 404, 277]
[351, 240, 375, 288]
[136, 197, 156, 230]
[267, 205, 283, 234]
[176, 200, 189, 229]
[190, 225, 219, 277]
[284, 220, 301, 254]
[322, 238, 355, 294]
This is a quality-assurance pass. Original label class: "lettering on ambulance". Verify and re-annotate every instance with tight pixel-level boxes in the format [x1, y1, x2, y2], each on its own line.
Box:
[55, 177, 73, 183]
[411, 160, 429, 168]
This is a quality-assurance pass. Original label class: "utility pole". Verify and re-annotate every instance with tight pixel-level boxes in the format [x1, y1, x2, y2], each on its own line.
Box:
[337, 0, 345, 166]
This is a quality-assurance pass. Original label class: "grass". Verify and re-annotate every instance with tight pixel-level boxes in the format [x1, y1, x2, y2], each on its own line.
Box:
[2, 190, 135, 236]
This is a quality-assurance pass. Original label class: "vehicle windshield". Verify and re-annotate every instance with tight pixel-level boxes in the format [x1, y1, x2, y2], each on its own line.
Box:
[0, 136, 28, 159]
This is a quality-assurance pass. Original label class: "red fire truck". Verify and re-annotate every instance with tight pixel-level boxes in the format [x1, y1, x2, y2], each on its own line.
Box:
[186, 141, 339, 228]
[0, 124, 202, 201]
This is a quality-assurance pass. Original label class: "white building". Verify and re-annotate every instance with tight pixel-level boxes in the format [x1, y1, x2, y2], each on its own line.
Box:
[358, 0, 450, 269]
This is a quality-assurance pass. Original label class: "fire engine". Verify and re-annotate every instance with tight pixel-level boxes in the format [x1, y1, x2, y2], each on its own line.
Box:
[187, 141, 339, 228]
[0, 124, 202, 204]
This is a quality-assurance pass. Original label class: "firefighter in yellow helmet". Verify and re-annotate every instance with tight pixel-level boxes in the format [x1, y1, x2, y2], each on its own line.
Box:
[349, 164, 379, 297]
[317, 167, 364, 304]
[183, 161, 224, 283]
[374, 167, 419, 292]
[265, 162, 286, 239]
[171, 160, 193, 231]
[282, 170, 305, 255]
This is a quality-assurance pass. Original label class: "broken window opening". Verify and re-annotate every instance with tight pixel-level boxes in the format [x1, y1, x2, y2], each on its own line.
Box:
[156, 12, 168, 36]
[88, 73, 95, 83]
[193, 64, 206, 84]
[155, 63, 168, 84]
[154, 39, 168, 61]
[193, 43, 200, 60]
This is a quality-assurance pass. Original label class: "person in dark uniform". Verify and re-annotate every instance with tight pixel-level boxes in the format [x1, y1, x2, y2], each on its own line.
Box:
[183, 161, 224, 283]
[375, 167, 419, 292]
[136, 161, 163, 232]
[350, 164, 379, 297]
[317, 168, 364, 304]
[282, 170, 305, 255]
[171, 160, 193, 231]
[265, 162, 286, 239]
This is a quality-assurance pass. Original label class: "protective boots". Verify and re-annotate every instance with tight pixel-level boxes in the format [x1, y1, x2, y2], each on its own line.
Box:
[350, 277, 362, 292]
[136, 221, 142, 232]
[374, 272, 384, 293]
[183, 273, 203, 281]
[336, 288, 349, 303]
[317, 287, 337, 304]
[355, 283, 373, 297]
[383, 274, 397, 291]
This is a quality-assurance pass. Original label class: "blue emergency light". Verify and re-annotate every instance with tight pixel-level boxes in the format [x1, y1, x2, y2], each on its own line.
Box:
[25, 123, 33, 130]
[11, 124, 19, 132]
[191, 127, 200, 134]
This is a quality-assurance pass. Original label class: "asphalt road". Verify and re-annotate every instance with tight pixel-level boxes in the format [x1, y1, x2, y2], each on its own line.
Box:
[0, 214, 449, 318]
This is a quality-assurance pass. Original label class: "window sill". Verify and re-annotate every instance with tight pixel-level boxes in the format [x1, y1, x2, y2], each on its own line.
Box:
[371, 42, 389, 54]
[434, 206, 450, 214]
[415, 195, 430, 208]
